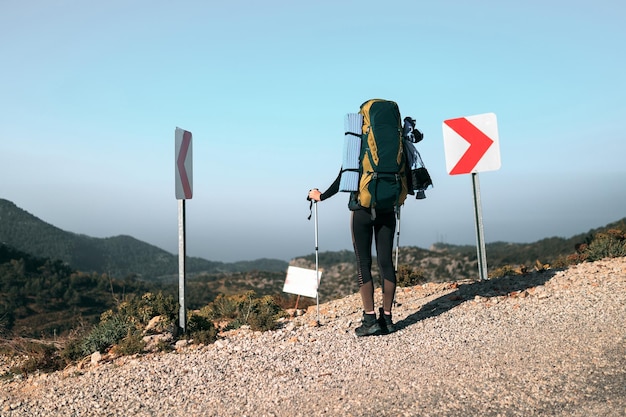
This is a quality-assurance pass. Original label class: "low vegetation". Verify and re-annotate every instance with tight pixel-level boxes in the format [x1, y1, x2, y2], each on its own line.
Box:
[1, 289, 286, 377]
[488, 228, 626, 279]
[1, 222, 625, 377]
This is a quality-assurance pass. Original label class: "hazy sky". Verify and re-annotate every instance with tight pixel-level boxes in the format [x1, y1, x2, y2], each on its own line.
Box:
[2, 1, 625, 262]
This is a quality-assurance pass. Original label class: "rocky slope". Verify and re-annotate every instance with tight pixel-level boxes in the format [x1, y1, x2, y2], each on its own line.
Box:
[2, 257, 625, 417]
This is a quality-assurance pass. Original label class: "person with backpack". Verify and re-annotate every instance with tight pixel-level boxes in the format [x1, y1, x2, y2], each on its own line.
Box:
[308, 99, 409, 337]
[308, 183, 398, 336]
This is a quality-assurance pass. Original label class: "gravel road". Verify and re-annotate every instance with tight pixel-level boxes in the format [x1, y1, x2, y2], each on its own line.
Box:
[2, 257, 625, 417]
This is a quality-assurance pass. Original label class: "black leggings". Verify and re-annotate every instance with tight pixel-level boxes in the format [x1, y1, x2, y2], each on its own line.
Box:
[351, 208, 397, 312]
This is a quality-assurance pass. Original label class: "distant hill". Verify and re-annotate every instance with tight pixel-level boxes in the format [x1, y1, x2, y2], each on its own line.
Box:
[0, 242, 158, 337]
[289, 218, 626, 302]
[0, 198, 288, 281]
[1, 197, 624, 289]
[431, 217, 626, 267]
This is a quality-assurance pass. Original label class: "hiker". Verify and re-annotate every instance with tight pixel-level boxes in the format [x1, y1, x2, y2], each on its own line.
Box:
[307, 99, 414, 336]
[307, 99, 431, 336]
[308, 180, 397, 336]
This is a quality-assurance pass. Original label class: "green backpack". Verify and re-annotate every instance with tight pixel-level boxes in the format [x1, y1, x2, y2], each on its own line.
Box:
[351, 99, 408, 213]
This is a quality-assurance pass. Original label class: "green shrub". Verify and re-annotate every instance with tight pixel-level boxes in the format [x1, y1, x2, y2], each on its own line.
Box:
[6, 339, 65, 375]
[396, 264, 426, 287]
[186, 313, 213, 333]
[199, 291, 286, 332]
[200, 293, 240, 321]
[193, 329, 218, 345]
[186, 313, 218, 344]
[79, 314, 132, 355]
[247, 295, 287, 332]
[115, 332, 146, 356]
[60, 336, 86, 362]
[488, 264, 519, 279]
[583, 229, 626, 261]
[57, 291, 178, 362]
[113, 292, 178, 327]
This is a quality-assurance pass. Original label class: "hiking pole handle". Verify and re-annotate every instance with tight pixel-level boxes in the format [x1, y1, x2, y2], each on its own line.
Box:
[307, 189, 320, 220]
[307, 188, 320, 201]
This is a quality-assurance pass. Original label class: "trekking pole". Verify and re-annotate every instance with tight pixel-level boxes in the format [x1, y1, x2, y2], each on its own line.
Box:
[314, 200, 320, 325]
[307, 193, 321, 325]
[393, 206, 401, 307]
[395, 206, 401, 272]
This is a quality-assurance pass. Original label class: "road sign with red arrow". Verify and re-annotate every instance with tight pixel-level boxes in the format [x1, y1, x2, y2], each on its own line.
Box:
[175, 127, 193, 199]
[442, 113, 500, 175]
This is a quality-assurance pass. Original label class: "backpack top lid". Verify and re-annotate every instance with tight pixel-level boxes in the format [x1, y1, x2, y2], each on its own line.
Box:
[359, 99, 403, 170]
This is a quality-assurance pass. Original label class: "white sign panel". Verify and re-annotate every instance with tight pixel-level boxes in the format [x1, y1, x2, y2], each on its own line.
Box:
[283, 266, 321, 299]
[442, 113, 501, 175]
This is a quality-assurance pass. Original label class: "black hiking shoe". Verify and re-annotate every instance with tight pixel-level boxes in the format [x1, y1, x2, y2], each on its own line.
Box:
[378, 307, 396, 334]
[355, 312, 381, 337]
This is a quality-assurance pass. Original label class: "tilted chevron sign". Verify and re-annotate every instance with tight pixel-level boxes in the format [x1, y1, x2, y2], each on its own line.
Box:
[442, 113, 501, 175]
[175, 127, 193, 199]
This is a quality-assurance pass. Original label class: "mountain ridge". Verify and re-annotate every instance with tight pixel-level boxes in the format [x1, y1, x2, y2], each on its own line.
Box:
[2, 197, 624, 284]
[0, 198, 289, 280]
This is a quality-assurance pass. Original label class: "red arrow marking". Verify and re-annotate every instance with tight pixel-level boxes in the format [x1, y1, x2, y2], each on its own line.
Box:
[444, 117, 494, 175]
[177, 130, 192, 199]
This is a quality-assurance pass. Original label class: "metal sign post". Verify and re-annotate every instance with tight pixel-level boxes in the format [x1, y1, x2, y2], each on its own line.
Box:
[178, 199, 187, 329]
[175, 127, 193, 332]
[471, 173, 488, 281]
[442, 113, 500, 282]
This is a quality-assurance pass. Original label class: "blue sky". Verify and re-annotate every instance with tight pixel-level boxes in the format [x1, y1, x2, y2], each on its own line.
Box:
[1, 1, 625, 263]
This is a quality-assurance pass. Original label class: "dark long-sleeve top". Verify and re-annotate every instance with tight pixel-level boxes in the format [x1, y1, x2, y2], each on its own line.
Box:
[320, 170, 342, 201]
